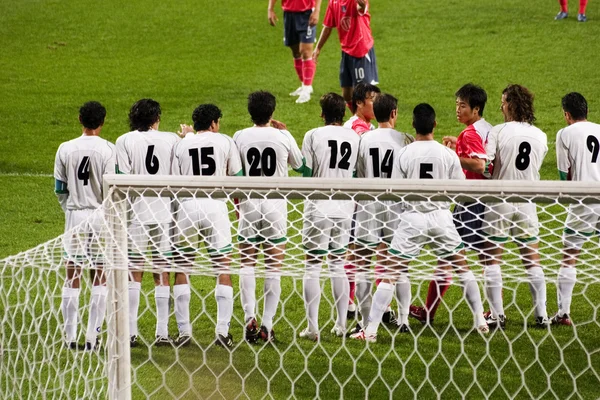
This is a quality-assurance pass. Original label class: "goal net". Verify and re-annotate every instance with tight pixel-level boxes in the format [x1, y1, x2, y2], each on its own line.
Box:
[1, 175, 599, 399]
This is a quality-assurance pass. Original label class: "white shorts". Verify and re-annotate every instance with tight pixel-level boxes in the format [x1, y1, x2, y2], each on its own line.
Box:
[563, 203, 600, 249]
[174, 200, 232, 254]
[483, 202, 539, 242]
[237, 199, 287, 243]
[355, 200, 402, 246]
[390, 210, 463, 258]
[63, 209, 104, 261]
[128, 222, 172, 256]
[302, 215, 352, 255]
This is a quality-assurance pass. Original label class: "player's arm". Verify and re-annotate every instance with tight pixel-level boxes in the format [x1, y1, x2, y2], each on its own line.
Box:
[227, 139, 244, 176]
[285, 130, 306, 173]
[301, 130, 314, 177]
[483, 126, 499, 178]
[357, 0, 368, 14]
[268, 0, 278, 26]
[115, 136, 131, 174]
[313, 27, 332, 63]
[459, 131, 486, 174]
[449, 152, 467, 181]
[310, 0, 323, 26]
[555, 129, 571, 180]
[53, 146, 68, 212]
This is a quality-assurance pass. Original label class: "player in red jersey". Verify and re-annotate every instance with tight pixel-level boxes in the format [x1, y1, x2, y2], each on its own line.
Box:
[269, 0, 322, 103]
[410, 84, 493, 326]
[313, 0, 379, 103]
[555, 0, 588, 22]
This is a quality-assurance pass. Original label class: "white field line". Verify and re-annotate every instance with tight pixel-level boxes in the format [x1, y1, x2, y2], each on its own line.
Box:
[0, 172, 53, 177]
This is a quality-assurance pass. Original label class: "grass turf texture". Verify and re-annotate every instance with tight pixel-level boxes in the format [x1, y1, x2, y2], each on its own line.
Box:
[1, 0, 600, 398]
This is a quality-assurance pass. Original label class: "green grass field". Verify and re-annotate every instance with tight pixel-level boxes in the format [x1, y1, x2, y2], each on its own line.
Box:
[1, 0, 600, 398]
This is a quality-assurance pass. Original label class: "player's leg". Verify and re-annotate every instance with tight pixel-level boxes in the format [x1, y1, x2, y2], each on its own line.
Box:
[556, 0, 569, 19]
[295, 10, 317, 103]
[328, 218, 352, 336]
[578, 0, 588, 21]
[261, 241, 285, 341]
[283, 11, 304, 95]
[354, 244, 374, 331]
[127, 223, 148, 346]
[555, 235, 580, 325]
[61, 210, 85, 348]
[339, 51, 354, 105]
[345, 206, 360, 320]
[213, 252, 234, 348]
[151, 224, 173, 345]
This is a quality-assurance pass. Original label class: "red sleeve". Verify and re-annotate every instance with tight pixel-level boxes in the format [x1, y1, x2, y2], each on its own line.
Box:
[323, 1, 337, 27]
[457, 128, 487, 159]
[352, 119, 370, 135]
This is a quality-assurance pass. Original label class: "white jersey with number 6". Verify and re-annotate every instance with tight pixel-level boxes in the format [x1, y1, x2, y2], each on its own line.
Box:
[485, 122, 548, 181]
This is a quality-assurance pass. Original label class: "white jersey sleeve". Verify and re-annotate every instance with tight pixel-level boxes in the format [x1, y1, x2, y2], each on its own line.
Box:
[283, 130, 304, 172]
[556, 128, 570, 176]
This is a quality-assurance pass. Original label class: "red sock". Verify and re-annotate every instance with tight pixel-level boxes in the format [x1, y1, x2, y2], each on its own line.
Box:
[345, 264, 356, 302]
[579, 0, 588, 14]
[293, 58, 303, 82]
[559, 0, 568, 12]
[424, 273, 452, 318]
[302, 59, 316, 86]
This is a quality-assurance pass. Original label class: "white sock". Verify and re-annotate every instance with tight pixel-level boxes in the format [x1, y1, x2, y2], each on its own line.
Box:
[395, 273, 411, 326]
[527, 267, 548, 319]
[239, 267, 256, 322]
[459, 270, 486, 327]
[86, 285, 107, 343]
[365, 282, 394, 336]
[154, 285, 170, 337]
[173, 284, 191, 336]
[484, 265, 504, 317]
[128, 282, 141, 336]
[303, 262, 322, 333]
[215, 284, 233, 336]
[557, 267, 577, 316]
[61, 287, 80, 342]
[356, 272, 372, 327]
[262, 271, 281, 332]
[328, 258, 349, 330]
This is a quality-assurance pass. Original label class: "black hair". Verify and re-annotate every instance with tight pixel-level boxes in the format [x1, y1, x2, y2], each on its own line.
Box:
[562, 92, 588, 121]
[129, 98, 161, 131]
[455, 83, 487, 117]
[351, 82, 381, 114]
[79, 101, 106, 130]
[248, 91, 276, 125]
[412, 103, 436, 135]
[373, 93, 398, 123]
[320, 93, 346, 125]
[502, 84, 536, 124]
[192, 104, 223, 131]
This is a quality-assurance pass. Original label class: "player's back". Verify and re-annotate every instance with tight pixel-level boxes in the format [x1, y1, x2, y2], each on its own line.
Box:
[488, 122, 548, 181]
[357, 128, 413, 178]
[55, 135, 115, 210]
[233, 126, 304, 177]
[557, 121, 600, 181]
[173, 132, 241, 178]
[473, 118, 493, 144]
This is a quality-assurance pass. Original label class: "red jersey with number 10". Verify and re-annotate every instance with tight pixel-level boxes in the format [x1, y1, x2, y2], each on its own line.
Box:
[282, 0, 315, 12]
[323, 0, 373, 58]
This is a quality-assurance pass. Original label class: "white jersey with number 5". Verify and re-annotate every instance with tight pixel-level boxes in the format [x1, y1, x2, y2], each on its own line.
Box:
[115, 129, 180, 224]
[393, 140, 465, 213]
[54, 135, 116, 210]
[302, 125, 360, 218]
[556, 121, 600, 182]
[172, 131, 242, 178]
[485, 122, 548, 181]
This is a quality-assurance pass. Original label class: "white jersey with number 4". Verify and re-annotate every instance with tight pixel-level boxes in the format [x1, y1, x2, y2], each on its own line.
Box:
[356, 128, 414, 178]
[556, 121, 600, 182]
[302, 125, 360, 218]
[115, 129, 180, 224]
[393, 140, 465, 213]
[485, 122, 548, 181]
[54, 135, 116, 210]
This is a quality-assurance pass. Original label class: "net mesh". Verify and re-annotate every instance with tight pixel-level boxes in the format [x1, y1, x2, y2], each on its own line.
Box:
[1, 177, 600, 399]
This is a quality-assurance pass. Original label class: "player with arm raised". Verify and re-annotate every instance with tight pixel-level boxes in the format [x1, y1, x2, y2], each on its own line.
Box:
[483, 84, 549, 329]
[268, 0, 322, 103]
[54, 101, 115, 350]
[115, 99, 180, 347]
[314, 0, 379, 104]
[350, 103, 488, 342]
[234, 91, 304, 343]
[553, 92, 600, 326]
[300, 92, 360, 340]
[171, 104, 242, 347]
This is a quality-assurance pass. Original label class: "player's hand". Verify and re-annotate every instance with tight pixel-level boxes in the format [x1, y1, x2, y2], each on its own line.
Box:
[177, 124, 195, 138]
[357, 0, 367, 12]
[309, 9, 320, 26]
[442, 136, 457, 150]
[270, 119, 287, 130]
[312, 48, 321, 64]
[268, 9, 278, 26]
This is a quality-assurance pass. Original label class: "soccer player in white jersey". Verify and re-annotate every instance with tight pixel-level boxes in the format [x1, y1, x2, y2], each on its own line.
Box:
[554, 92, 600, 326]
[299, 92, 360, 340]
[171, 104, 243, 347]
[351, 103, 488, 342]
[54, 101, 115, 350]
[234, 91, 305, 343]
[483, 84, 550, 328]
[115, 99, 180, 347]
[352, 93, 413, 333]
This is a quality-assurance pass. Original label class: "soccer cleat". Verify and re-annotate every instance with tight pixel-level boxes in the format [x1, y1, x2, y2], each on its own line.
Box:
[259, 326, 275, 343]
[174, 334, 192, 347]
[398, 324, 410, 333]
[154, 336, 172, 347]
[290, 86, 304, 96]
[296, 90, 311, 104]
[299, 328, 319, 342]
[477, 324, 490, 335]
[551, 313, 573, 326]
[349, 329, 377, 343]
[65, 341, 78, 350]
[85, 338, 100, 352]
[578, 13, 587, 22]
[555, 11, 568, 20]
[382, 309, 398, 325]
[330, 325, 346, 337]
[245, 318, 259, 344]
[484, 313, 506, 330]
[130, 335, 139, 348]
[535, 316, 551, 328]
[215, 333, 234, 348]
[347, 302, 356, 320]
[348, 323, 363, 336]
[409, 305, 433, 325]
